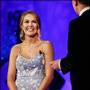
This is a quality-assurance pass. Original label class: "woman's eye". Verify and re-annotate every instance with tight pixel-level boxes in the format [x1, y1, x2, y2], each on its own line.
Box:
[24, 20, 29, 23]
[32, 20, 37, 23]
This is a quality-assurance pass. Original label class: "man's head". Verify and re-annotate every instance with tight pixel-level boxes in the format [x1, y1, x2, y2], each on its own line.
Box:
[72, 0, 90, 14]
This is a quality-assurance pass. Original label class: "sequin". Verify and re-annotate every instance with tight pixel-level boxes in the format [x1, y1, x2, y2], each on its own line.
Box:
[15, 53, 45, 90]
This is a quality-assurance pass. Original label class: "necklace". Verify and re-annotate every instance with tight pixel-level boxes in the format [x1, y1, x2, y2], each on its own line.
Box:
[29, 45, 37, 53]
[22, 40, 42, 53]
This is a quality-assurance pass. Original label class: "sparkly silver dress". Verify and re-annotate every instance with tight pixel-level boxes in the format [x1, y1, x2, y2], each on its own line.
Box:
[15, 53, 45, 90]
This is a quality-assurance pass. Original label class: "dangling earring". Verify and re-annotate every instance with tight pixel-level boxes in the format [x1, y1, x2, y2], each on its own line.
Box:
[20, 30, 25, 41]
[37, 29, 41, 39]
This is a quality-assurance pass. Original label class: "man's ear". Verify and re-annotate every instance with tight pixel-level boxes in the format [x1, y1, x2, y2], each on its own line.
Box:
[75, 0, 78, 6]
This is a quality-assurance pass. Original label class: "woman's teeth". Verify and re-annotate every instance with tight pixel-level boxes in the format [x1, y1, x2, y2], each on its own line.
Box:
[27, 28, 33, 31]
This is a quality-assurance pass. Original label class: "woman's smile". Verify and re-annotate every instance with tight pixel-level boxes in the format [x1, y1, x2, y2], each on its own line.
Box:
[26, 27, 34, 32]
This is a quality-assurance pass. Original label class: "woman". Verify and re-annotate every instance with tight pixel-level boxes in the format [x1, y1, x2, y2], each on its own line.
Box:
[7, 11, 54, 90]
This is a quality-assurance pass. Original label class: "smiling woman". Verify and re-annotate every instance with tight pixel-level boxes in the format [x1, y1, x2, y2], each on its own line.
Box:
[7, 11, 54, 90]
[20, 11, 41, 41]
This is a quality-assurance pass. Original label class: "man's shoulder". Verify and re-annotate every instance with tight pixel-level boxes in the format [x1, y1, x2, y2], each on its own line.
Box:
[69, 15, 89, 26]
[69, 18, 78, 29]
[70, 17, 79, 25]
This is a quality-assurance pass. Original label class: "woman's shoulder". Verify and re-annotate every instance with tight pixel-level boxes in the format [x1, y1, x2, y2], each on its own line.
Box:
[10, 43, 22, 53]
[41, 40, 53, 48]
[41, 40, 51, 45]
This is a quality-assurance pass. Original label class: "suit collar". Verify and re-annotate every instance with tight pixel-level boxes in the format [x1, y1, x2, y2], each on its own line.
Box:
[79, 7, 90, 16]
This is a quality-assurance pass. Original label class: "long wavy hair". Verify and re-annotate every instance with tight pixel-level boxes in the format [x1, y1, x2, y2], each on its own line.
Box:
[19, 11, 41, 41]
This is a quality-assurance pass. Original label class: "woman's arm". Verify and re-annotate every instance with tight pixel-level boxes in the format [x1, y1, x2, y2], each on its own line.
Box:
[38, 41, 54, 90]
[7, 45, 19, 90]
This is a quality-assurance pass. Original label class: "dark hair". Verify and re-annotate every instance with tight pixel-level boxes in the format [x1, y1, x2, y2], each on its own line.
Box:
[78, 0, 90, 6]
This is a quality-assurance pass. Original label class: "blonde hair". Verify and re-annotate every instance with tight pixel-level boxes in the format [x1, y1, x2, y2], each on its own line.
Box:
[19, 11, 41, 41]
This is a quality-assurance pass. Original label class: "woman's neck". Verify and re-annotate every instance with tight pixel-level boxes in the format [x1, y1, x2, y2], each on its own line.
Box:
[23, 36, 40, 46]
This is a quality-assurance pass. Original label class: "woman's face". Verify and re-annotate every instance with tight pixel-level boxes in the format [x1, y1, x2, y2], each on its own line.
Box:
[21, 14, 39, 37]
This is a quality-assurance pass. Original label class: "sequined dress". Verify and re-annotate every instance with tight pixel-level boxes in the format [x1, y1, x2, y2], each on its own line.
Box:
[15, 53, 45, 90]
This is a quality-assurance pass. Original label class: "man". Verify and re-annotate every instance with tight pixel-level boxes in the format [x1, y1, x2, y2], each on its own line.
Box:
[50, 0, 90, 90]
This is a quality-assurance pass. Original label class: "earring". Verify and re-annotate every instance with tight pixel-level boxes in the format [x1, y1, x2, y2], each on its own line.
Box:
[37, 29, 41, 39]
[20, 30, 25, 41]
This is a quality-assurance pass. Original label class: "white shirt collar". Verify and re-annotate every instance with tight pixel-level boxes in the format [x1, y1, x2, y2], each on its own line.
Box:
[79, 6, 90, 16]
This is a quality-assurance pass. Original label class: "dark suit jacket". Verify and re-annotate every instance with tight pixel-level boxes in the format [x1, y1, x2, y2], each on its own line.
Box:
[60, 9, 90, 90]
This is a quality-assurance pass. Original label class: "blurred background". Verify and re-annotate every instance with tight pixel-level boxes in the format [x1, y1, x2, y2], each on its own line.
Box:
[0, 0, 77, 90]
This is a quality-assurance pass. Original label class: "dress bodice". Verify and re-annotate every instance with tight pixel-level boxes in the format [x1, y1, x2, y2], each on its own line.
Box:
[15, 52, 45, 90]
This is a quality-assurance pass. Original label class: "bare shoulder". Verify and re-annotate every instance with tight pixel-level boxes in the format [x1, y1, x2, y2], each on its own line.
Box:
[41, 40, 53, 50]
[11, 44, 20, 51]
[42, 40, 52, 46]
[10, 43, 21, 55]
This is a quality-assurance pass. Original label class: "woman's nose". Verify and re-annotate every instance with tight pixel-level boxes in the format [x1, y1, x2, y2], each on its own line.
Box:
[28, 22, 33, 26]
